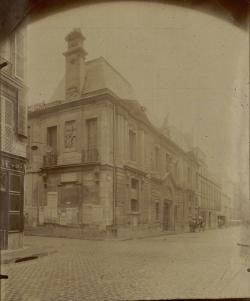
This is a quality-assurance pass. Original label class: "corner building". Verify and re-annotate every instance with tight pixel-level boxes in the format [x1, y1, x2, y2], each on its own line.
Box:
[26, 29, 217, 238]
[0, 25, 27, 249]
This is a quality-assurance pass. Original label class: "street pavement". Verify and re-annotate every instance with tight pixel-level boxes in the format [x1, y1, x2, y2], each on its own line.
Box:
[1, 226, 249, 301]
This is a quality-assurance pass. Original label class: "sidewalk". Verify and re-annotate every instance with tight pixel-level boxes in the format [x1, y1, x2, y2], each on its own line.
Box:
[1, 245, 57, 265]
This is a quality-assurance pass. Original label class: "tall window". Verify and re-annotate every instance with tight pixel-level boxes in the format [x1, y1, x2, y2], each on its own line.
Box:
[64, 120, 76, 149]
[165, 153, 171, 171]
[155, 146, 160, 170]
[86, 118, 98, 161]
[129, 129, 136, 161]
[187, 167, 191, 184]
[15, 30, 25, 79]
[8, 174, 23, 232]
[47, 126, 57, 152]
[131, 199, 139, 212]
[4, 97, 14, 152]
[130, 178, 139, 212]
[87, 118, 97, 150]
[155, 202, 159, 220]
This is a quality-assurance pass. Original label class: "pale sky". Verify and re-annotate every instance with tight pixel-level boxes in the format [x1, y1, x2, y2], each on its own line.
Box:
[26, 2, 249, 191]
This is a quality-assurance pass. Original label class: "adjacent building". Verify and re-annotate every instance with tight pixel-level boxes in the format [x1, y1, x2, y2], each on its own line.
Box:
[25, 29, 224, 238]
[0, 24, 27, 249]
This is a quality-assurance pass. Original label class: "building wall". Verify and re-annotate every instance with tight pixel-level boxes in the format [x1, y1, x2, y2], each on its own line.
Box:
[0, 25, 27, 249]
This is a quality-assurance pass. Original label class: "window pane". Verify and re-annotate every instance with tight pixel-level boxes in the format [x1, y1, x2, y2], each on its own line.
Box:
[131, 199, 139, 212]
[47, 126, 57, 151]
[129, 130, 136, 161]
[64, 120, 76, 148]
[156, 203, 159, 220]
[15, 31, 25, 79]
[8, 213, 21, 231]
[131, 179, 138, 189]
[87, 118, 97, 149]
[9, 194, 21, 211]
[9, 174, 21, 192]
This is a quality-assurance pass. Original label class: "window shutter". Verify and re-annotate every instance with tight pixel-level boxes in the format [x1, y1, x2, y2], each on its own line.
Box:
[17, 88, 27, 137]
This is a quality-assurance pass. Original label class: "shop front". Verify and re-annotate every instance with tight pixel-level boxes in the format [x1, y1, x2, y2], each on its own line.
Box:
[0, 153, 25, 249]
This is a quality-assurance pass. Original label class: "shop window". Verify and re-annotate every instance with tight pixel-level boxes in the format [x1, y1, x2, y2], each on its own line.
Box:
[9, 174, 21, 192]
[131, 199, 139, 212]
[0, 173, 7, 192]
[9, 194, 21, 211]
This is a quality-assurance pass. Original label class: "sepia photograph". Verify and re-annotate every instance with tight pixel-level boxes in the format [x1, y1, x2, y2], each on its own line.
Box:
[0, 1, 249, 300]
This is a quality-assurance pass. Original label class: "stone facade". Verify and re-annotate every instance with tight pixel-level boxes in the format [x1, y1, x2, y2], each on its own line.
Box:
[0, 24, 27, 249]
[25, 29, 224, 238]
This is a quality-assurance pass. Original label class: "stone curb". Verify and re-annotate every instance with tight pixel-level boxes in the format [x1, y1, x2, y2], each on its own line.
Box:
[1, 248, 58, 265]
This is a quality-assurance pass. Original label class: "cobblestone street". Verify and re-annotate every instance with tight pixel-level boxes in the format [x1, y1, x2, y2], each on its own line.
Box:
[1, 227, 249, 301]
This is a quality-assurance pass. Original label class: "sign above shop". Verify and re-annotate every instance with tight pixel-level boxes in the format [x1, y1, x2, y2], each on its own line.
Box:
[1, 157, 25, 172]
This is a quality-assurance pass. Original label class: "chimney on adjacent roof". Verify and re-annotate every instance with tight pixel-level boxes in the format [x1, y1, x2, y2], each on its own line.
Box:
[63, 28, 87, 100]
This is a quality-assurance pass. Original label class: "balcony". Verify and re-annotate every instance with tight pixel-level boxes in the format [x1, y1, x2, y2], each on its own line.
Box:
[0, 56, 13, 76]
[82, 148, 99, 163]
[43, 152, 58, 167]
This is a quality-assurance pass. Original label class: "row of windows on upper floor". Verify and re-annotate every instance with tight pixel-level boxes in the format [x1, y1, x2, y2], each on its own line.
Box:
[33, 119, 210, 189]
[127, 129, 200, 188]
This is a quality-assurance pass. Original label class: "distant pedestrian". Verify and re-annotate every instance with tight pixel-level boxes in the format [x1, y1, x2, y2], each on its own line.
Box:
[198, 216, 205, 232]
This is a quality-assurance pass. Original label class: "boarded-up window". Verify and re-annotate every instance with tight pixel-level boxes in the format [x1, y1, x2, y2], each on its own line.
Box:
[15, 30, 25, 79]
[86, 118, 97, 150]
[129, 129, 136, 161]
[61, 186, 79, 208]
[64, 120, 76, 149]
[47, 126, 57, 151]
[17, 88, 27, 137]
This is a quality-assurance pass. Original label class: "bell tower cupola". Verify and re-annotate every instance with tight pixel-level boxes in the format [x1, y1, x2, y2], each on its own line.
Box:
[63, 28, 87, 100]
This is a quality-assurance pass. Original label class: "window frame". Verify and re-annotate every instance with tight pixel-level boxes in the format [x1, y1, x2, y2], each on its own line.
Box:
[14, 30, 25, 80]
[155, 202, 160, 221]
[129, 129, 136, 162]
[130, 198, 139, 213]
[64, 120, 77, 150]
[8, 173, 23, 233]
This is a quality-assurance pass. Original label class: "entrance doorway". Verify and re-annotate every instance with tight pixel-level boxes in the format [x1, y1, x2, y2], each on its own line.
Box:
[163, 201, 171, 231]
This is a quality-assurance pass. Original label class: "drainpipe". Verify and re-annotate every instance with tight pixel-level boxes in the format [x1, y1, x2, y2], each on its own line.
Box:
[112, 101, 117, 233]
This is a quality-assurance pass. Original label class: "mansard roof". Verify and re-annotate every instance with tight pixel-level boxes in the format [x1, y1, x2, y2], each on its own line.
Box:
[49, 56, 134, 102]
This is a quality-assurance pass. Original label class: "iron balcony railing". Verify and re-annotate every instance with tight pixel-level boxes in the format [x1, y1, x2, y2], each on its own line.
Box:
[82, 148, 99, 163]
[0, 56, 13, 75]
[43, 152, 58, 167]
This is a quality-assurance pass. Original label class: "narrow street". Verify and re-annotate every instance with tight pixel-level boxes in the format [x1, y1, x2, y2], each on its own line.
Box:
[1, 226, 249, 301]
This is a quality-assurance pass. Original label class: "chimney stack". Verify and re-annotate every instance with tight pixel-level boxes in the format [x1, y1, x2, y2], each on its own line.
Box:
[63, 28, 87, 100]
